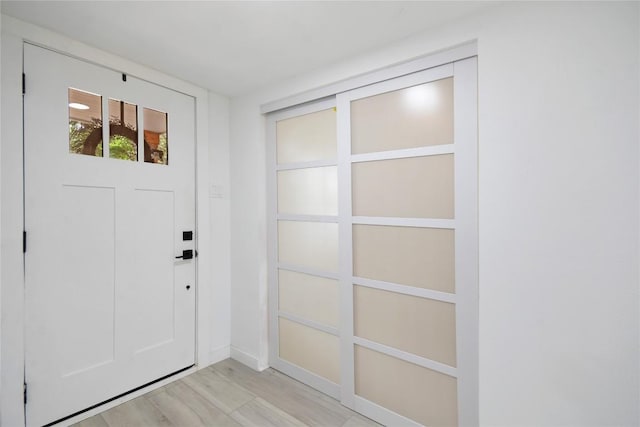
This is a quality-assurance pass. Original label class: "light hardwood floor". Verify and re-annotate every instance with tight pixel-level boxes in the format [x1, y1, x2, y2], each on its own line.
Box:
[73, 359, 382, 427]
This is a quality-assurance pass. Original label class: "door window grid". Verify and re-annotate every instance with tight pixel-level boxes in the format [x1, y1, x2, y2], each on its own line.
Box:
[272, 106, 342, 391]
[68, 88, 169, 165]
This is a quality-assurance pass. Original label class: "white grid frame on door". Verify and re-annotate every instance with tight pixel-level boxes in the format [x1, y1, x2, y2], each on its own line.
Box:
[267, 98, 341, 400]
[267, 56, 477, 427]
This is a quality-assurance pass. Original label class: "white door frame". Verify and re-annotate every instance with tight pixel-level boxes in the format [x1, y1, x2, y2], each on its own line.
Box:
[1, 16, 213, 427]
[265, 46, 478, 426]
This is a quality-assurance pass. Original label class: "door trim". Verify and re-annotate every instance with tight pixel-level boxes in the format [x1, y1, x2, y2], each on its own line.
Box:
[1, 16, 217, 427]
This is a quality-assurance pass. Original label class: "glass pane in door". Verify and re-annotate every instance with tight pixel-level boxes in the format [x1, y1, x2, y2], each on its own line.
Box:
[352, 154, 454, 218]
[351, 78, 453, 154]
[355, 345, 457, 426]
[353, 224, 455, 293]
[277, 108, 337, 164]
[279, 318, 340, 384]
[354, 285, 456, 366]
[68, 88, 103, 157]
[109, 98, 138, 161]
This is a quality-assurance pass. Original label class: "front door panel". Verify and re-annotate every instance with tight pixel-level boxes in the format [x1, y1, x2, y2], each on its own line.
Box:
[24, 44, 196, 426]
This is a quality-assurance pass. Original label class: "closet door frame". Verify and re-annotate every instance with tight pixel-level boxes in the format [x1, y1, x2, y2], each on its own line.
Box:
[267, 55, 477, 426]
[266, 98, 340, 399]
[336, 57, 478, 426]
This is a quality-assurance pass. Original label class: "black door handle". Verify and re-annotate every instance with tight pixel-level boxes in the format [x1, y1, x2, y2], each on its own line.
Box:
[175, 249, 193, 260]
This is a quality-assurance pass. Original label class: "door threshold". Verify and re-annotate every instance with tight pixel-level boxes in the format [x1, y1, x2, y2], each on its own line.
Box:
[43, 365, 195, 427]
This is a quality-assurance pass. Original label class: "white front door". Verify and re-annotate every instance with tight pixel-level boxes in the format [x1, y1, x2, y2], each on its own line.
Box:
[24, 44, 197, 427]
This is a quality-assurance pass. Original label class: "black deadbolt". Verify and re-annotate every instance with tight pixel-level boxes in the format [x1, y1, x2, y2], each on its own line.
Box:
[183, 231, 193, 241]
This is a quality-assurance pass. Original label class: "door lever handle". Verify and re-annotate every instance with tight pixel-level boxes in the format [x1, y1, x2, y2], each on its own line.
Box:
[175, 249, 193, 260]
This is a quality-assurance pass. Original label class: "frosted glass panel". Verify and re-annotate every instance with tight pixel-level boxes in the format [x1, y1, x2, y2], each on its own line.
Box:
[351, 78, 453, 154]
[354, 286, 456, 366]
[353, 225, 454, 293]
[279, 318, 340, 384]
[277, 108, 337, 164]
[278, 221, 338, 272]
[279, 270, 339, 328]
[278, 166, 338, 216]
[355, 346, 457, 426]
[352, 154, 454, 219]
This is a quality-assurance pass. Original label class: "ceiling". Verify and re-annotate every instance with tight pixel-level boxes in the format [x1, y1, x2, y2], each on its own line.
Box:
[1, 1, 495, 97]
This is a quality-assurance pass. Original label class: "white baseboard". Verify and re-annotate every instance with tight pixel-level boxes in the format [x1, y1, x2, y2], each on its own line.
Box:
[206, 345, 231, 367]
[230, 346, 268, 371]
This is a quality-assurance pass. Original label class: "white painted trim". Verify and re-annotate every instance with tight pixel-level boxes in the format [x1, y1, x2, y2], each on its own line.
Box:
[277, 214, 339, 223]
[277, 264, 340, 281]
[266, 97, 336, 122]
[452, 56, 479, 427]
[352, 277, 456, 304]
[276, 160, 337, 171]
[353, 337, 457, 379]
[266, 112, 280, 372]
[337, 92, 356, 409]
[278, 312, 340, 337]
[353, 396, 423, 427]
[269, 358, 340, 400]
[352, 216, 454, 229]
[1, 30, 27, 427]
[1, 15, 215, 427]
[261, 41, 476, 113]
[351, 144, 454, 164]
[231, 346, 268, 372]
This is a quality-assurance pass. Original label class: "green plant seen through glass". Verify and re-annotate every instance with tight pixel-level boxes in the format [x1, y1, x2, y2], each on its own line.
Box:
[109, 134, 137, 161]
[158, 133, 168, 164]
[69, 120, 102, 156]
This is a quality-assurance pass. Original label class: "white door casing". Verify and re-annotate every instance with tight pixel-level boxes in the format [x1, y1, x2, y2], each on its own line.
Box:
[24, 44, 197, 426]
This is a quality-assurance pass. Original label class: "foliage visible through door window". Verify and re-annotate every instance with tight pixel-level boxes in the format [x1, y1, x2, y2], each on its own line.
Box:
[109, 99, 138, 161]
[144, 108, 168, 165]
[68, 88, 103, 157]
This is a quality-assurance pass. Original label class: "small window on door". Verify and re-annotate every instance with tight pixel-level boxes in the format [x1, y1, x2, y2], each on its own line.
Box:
[68, 88, 103, 157]
[143, 108, 168, 165]
[109, 98, 138, 161]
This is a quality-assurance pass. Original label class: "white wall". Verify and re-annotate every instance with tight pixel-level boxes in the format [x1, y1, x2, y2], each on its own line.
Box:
[229, 2, 640, 425]
[208, 91, 232, 361]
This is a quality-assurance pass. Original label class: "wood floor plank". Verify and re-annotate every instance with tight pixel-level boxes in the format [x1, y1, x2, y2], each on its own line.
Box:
[342, 414, 384, 427]
[72, 358, 376, 427]
[181, 367, 255, 413]
[148, 383, 241, 427]
[211, 359, 352, 426]
[99, 397, 173, 427]
[230, 397, 308, 427]
[73, 414, 109, 427]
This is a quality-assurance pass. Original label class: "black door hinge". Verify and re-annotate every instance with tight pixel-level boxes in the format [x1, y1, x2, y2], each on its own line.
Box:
[23, 231, 27, 253]
[23, 382, 27, 405]
[22, 73, 26, 95]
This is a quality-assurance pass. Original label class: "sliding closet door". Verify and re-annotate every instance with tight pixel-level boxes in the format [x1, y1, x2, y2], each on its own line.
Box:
[267, 56, 477, 427]
[267, 100, 342, 398]
[338, 58, 478, 427]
